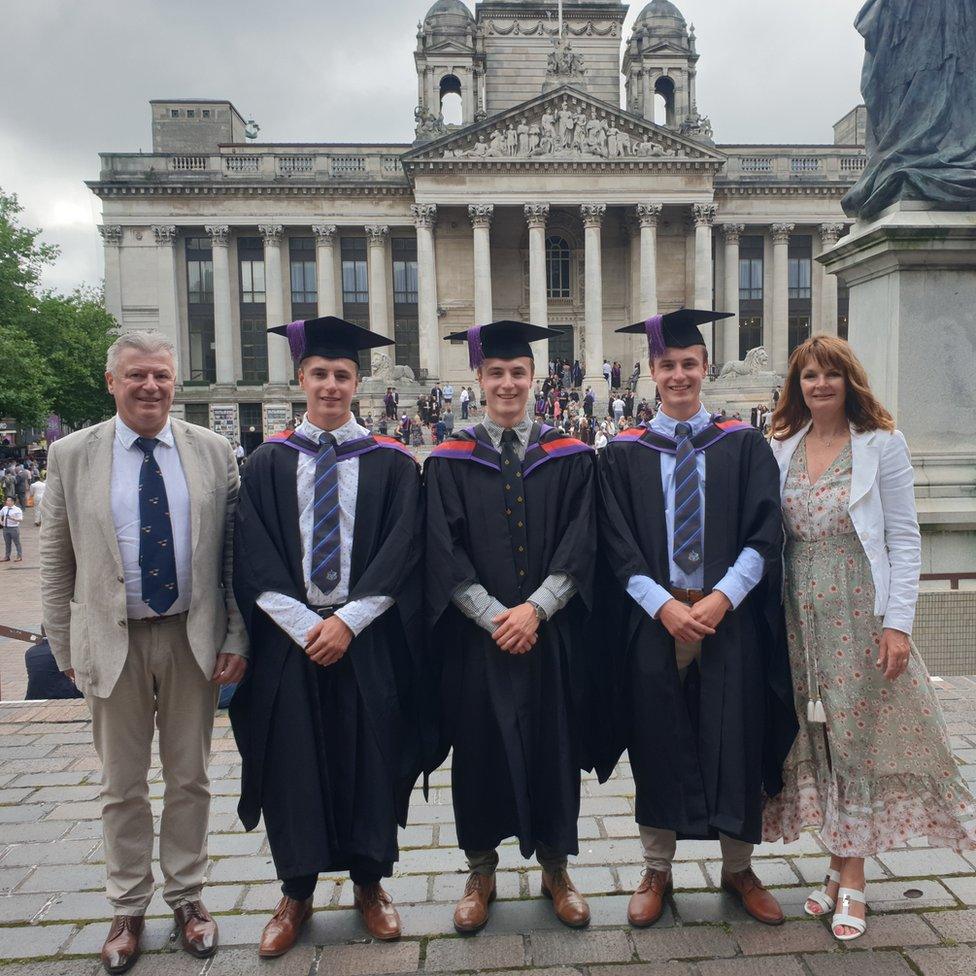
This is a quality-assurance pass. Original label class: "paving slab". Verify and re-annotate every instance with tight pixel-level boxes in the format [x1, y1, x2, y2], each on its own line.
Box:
[528, 928, 635, 966]
[208, 945, 317, 975]
[0, 922, 79, 959]
[908, 945, 976, 976]
[589, 965, 692, 976]
[876, 848, 973, 877]
[730, 918, 836, 956]
[424, 933, 526, 971]
[802, 949, 917, 976]
[317, 941, 420, 976]
[697, 954, 807, 976]
[924, 908, 976, 942]
[941, 873, 976, 905]
[630, 924, 738, 961]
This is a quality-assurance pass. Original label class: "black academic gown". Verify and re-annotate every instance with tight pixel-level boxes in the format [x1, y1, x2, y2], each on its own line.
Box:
[598, 420, 798, 844]
[229, 432, 432, 880]
[425, 424, 608, 858]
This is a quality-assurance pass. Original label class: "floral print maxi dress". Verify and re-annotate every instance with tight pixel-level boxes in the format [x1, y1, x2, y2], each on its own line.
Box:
[763, 437, 976, 855]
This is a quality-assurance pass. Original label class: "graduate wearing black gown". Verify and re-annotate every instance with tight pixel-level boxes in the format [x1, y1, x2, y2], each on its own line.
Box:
[425, 321, 606, 933]
[598, 310, 798, 928]
[229, 317, 430, 956]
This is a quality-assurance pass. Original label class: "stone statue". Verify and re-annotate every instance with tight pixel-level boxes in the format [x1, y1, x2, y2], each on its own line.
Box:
[540, 110, 557, 148]
[414, 106, 446, 142]
[843, 0, 976, 219]
[373, 354, 415, 383]
[716, 346, 772, 380]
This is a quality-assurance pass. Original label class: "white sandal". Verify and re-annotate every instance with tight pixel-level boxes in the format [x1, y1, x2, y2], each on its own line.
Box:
[831, 886, 867, 941]
[803, 868, 840, 917]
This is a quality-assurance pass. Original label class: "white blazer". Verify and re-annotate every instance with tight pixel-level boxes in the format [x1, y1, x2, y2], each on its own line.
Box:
[770, 423, 921, 634]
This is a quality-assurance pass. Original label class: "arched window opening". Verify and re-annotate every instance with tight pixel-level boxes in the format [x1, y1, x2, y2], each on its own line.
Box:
[439, 74, 463, 125]
[546, 235, 571, 299]
[654, 76, 675, 127]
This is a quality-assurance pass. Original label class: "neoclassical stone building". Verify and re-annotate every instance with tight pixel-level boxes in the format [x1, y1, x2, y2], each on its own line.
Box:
[89, 0, 864, 443]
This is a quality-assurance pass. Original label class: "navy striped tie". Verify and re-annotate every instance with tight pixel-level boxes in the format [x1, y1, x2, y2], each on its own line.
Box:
[672, 421, 703, 575]
[310, 432, 341, 594]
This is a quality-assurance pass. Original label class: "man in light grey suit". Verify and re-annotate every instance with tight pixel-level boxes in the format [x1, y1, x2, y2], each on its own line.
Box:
[41, 331, 248, 975]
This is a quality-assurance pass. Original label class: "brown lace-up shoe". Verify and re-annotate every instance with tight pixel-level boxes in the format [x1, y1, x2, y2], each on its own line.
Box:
[721, 867, 785, 925]
[258, 896, 313, 958]
[627, 868, 673, 928]
[173, 900, 218, 957]
[354, 883, 402, 941]
[453, 872, 496, 934]
[100, 914, 145, 974]
[541, 869, 591, 928]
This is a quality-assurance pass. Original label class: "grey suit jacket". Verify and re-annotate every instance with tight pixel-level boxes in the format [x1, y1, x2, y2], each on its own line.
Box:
[40, 416, 249, 698]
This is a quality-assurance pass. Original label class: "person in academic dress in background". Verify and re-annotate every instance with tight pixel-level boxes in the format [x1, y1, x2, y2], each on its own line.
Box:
[230, 317, 431, 958]
[598, 309, 798, 929]
[425, 321, 609, 934]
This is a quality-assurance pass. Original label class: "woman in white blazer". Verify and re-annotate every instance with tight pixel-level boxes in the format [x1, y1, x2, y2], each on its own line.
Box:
[761, 336, 975, 943]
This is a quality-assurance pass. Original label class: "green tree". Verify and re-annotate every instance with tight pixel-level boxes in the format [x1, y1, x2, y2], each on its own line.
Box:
[29, 288, 116, 427]
[0, 190, 117, 427]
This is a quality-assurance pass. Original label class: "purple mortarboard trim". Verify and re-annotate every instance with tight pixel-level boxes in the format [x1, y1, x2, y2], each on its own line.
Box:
[285, 320, 306, 364]
[466, 325, 485, 369]
[644, 314, 666, 360]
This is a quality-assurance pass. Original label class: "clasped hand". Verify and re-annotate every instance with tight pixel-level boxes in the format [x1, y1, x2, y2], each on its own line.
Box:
[305, 615, 354, 667]
[657, 591, 730, 643]
[492, 602, 539, 654]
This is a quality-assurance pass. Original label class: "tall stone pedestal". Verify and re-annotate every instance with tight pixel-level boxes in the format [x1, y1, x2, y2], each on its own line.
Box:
[819, 204, 976, 575]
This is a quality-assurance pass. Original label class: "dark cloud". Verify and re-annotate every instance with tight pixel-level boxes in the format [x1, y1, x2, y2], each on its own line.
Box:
[0, 0, 865, 294]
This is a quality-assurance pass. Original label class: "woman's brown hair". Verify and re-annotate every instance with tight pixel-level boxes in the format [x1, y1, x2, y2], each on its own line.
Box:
[770, 335, 895, 440]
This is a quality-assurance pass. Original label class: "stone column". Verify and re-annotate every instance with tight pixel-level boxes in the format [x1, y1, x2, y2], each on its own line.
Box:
[206, 225, 235, 385]
[581, 204, 606, 389]
[260, 225, 291, 384]
[365, 224, 391, 371]
[721, 224, 745, 364]
[692, 204, 717, 356]
[312, 224, 338, 317]
[632, 204, 662, 393]
[770, 223, 794, 375]
[152, 225, 182, 381]
[98, 225, 123, 326]
[524, 203, 550, 365]
[411, 204, 440, 381]
[819, 223, 845, 336]
[468, 205, 494, 326]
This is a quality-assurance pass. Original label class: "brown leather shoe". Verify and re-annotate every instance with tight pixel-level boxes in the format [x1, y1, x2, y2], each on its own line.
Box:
[354, 883, 402, 941]
[627, 868, 672, 928]
[721, 868, 785, 926]
[258, 896, 313, 958]
[453, 872, 496, 934]
[173, 900, 218, 957]
[100, 915, 144, 975]
[541, 869, 591, 928]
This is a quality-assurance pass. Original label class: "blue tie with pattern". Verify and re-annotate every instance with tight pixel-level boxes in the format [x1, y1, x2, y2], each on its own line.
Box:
[310, 431, 341, 594]
[134, 436, 179, 614]
[672, 421, 703, 575]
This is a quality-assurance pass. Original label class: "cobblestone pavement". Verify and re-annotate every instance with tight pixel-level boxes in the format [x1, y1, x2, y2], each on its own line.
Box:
[2, 521, 976, 973]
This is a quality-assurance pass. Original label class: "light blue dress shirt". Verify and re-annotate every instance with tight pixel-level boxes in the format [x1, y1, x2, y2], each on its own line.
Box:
[626, 404, 765, 620]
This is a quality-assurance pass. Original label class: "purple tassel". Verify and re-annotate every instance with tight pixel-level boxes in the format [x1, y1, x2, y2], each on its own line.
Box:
[285, 320, 306, 364]
[644, 314, 666, 360]
[466, 325, 485, 369]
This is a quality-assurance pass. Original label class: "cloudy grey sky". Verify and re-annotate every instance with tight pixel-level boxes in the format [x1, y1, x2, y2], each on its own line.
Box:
[0, 0, 866, 295]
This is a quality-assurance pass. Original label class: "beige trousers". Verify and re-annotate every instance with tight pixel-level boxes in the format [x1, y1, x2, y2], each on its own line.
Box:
[87, 614, 217, 914]
[639, 639, 753, 875]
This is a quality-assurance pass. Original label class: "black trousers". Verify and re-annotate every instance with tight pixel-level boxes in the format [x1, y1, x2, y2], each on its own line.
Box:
[282, 858, 385, 901]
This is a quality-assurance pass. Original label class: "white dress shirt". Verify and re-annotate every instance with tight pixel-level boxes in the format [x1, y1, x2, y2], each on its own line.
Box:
[112, 416, 192, 619]
[450, 414, 577, 634]
[0, 504, 23, 528]
[626, 404, 765, 620]
[256, 414, 394, 647]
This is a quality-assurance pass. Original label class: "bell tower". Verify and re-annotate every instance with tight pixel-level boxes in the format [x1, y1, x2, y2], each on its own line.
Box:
[624, 1, 711, 139]
[415, 1, 485, 140]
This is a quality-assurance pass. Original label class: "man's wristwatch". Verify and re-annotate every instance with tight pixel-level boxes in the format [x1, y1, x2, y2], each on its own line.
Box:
[528, 600, 547, 622]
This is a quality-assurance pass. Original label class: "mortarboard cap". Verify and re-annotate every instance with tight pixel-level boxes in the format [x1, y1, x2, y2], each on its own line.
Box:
[615, 308, 733, 360]
[444, 320, 562, 369]
[268, 316, 394, 367]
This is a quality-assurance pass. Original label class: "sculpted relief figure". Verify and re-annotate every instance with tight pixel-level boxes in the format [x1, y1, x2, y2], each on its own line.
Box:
[585, 111, 609, 157]
[517, 120, 530, 156]
[506, 123, 518, 156]
[572, 112, 588, 152]
[557, 102, 575, 148]
[717, 346, 773, 380]
[540, 110, 557, 148]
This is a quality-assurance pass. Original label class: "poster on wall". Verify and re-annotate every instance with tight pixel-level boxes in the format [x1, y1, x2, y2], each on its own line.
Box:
[263, 402, 291, 439]
[209, 403, 240, 443]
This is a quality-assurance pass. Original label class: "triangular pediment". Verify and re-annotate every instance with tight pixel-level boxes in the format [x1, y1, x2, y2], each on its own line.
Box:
[423, 39, 476, 55]
[401, 85, 725, 167]
[640, 41, 696, 57]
